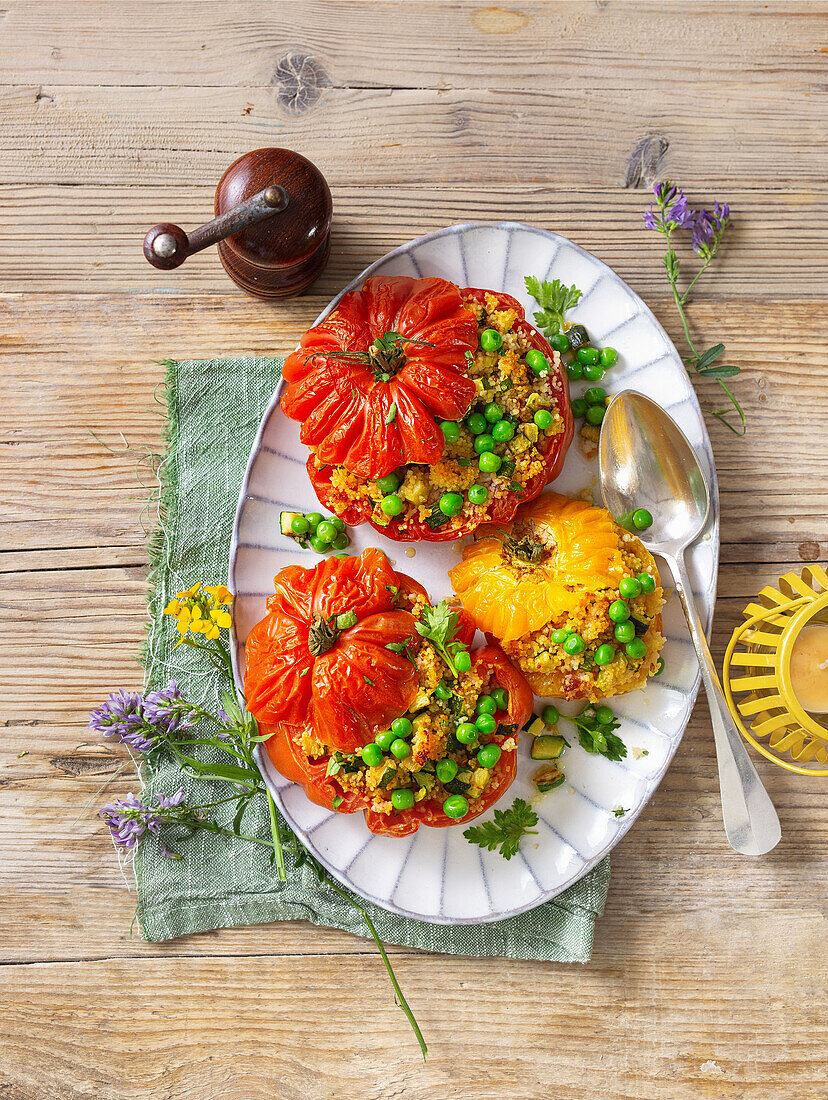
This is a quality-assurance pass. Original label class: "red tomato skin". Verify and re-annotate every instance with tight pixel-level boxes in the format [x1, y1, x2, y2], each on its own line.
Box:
[304, 286, 573, 542]
[280, 276, 478, 478]
[261, 643, 533, 837]
[244, 549, 431, 754]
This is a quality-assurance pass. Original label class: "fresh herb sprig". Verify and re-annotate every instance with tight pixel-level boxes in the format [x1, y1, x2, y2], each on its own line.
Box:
[643, 182, 744, 434]
[524, 276, 582, 337]
[572, 705, 627, 762]
[463, 798, 539, 860]
[415, 601, 469, 679]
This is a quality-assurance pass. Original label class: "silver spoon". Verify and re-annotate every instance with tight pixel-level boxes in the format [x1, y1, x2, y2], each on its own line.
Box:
[599, 391, 781, 856]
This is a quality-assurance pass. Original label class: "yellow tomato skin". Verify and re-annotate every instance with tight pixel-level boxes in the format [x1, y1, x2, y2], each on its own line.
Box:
[449, 493, 628, 643]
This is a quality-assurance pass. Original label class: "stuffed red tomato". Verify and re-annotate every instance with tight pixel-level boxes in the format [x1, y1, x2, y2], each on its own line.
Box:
[244, 548, 533, 837]
[281, 277, 573, 542]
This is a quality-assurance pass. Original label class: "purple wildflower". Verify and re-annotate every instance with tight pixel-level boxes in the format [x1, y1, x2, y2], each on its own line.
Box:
[692, 201, 731, 255]
[643, 181, 696, 233]
[89, 680, 195, 751]
[100, 787, 185, 853]
[668, 191, 696, 229]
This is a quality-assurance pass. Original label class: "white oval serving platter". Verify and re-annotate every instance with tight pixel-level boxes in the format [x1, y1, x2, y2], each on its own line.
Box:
[229, 221, 719, 924]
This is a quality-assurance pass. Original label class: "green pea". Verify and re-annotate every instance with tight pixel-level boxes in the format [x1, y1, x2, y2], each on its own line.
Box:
[316, 520, 338, 544]
[542, 704, 560, 726]
[380, 493, 404, 516]
[480, 328, 503, 353]
[638, 572, 656, 594]
[436, 758, 459, 783]
[473, 433, 495, 454]
[550, 333, 570, 352]
[563, 633, 586, 655]
[600, 347, 618, 367]
[476, 695, 497, 716]
[655, 656, 665, 676]
[291, 515, 310, 536]
[310, 535, 330, 553]
[434, 683, 452, 701]
[391, 788, 415, 810]
[583, 363, 605, 382]
[632, 509, 653, 531]
[332, 532, 350, 551]
[391, 716, 412, 737]
[375, 729, 395, 751]
[595, 705, 615, 725]
[475, 713, 497, 735]
[608, 600, 630, 623]
[571, 398, 588, 418]
[443, 794, 469, 819]
[491, 687, 509, 710]
[330, 516, 346, 532]
[625, 638, 648, 661]
[361, 743, 383, 767]
[577, 346, 600, 366]
[390, 738, 411, 760]
[456, 722, 478, 745]
[478, 451, 502, 474]
[466, 412, 488, 435]
[477, 743, 502, 769]
[334, 553, 351, 559]
[468, 483, 489, 505]
[526, 349, 549, 375]
[440, 420, 460, 443]
[619, 576, 642, 599]
[614, 621, 635, 643]
[454, 650, 472, 673]
[484, 402, 504, 423]
[534, 409, 554, 430]
[551, 628, 569, 645]
[566, 361, 584, 380]
[585, 404, 605, 426]
[438, 492, 464, 517]
[305, 512, 323, 531]
[584, 386, 606, 405]
[375, 472, 401, 494]
[594, 643, 616, 666]
[491, 420, 515, 442]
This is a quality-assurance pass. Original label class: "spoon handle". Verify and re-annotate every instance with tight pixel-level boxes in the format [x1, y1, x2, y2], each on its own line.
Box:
[666, 551, 781, 856]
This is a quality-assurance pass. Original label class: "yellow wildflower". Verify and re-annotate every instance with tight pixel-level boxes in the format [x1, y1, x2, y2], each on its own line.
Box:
[163, 581, 234, 644]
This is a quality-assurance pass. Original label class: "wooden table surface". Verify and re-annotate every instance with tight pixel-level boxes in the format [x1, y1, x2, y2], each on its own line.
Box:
[2, 3, 826, 1097]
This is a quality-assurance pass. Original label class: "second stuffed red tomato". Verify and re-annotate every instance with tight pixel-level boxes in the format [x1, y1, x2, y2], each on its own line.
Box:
[281, 277, 574, 542]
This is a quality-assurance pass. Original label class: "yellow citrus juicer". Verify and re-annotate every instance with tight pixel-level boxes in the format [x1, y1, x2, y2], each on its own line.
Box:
[723, 565, 828, 776]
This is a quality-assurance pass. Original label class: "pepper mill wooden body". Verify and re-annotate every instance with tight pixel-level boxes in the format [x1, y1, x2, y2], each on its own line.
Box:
[143, 148, 332, 299]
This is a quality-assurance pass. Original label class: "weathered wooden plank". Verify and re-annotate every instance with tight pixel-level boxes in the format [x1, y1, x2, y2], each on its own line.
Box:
[1, 930, 825, 1100]
[1, 82, 825, 188]
[0, 185, 824, 296]
[0, 1, 823, 89]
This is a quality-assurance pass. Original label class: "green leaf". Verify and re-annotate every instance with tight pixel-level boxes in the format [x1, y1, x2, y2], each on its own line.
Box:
[385, 401, 397, 425]
[697, 363, 741, 380]
[463, 798, 539, 860]
[219, 690, 242, 723]
[572, 706, 627, 762]
[524, 276, 582, 335]
[415, 601, 463, 678]
[176, 754, 260, 786]
[326, 756, 342, 777]
[695, 343, 725, 371]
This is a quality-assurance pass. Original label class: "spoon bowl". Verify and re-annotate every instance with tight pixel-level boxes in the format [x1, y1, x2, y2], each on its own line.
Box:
[600, 391, 710, 552]
[599, 391, 781, 856]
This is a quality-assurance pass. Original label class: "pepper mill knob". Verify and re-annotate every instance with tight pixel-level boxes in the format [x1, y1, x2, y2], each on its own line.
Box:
[143, 148, 332, 299]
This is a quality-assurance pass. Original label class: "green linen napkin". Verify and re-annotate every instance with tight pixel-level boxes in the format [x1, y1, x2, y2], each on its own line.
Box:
[136, 355, 610, 961]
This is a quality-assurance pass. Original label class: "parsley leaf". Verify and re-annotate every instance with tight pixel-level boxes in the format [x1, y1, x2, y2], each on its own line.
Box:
[463, 798, 539, 860]
[524, 275, 582, 336]
[573, 706, 627, 762]
[613, 806, 628, 818]
[415, 601, 465, 678]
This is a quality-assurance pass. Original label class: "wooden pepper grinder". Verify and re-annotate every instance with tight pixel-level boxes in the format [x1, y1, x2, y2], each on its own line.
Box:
[143, 148, 332, 298]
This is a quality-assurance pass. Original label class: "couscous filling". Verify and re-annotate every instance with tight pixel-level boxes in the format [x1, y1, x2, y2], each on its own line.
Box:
[312, 293, 567, 535]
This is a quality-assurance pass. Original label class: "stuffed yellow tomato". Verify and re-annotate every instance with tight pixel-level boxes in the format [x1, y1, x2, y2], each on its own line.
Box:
[280, 277, 573, 542]
[244, 549, 533, 837]
[449, 493, 665, 702]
